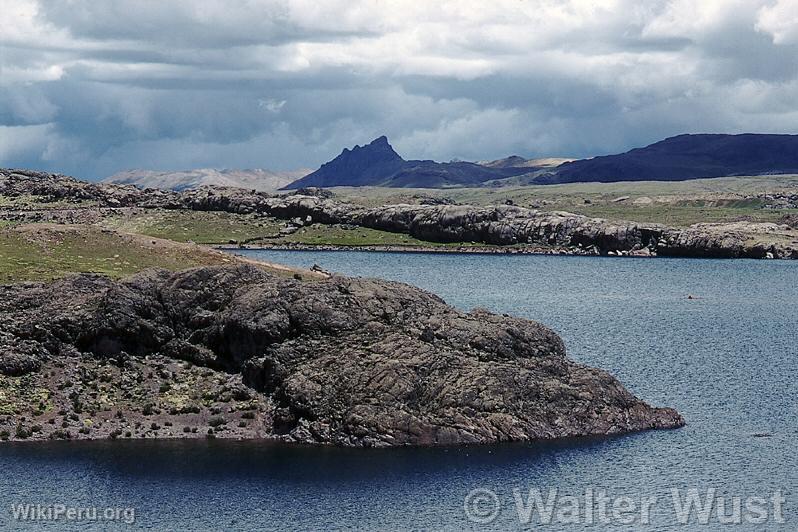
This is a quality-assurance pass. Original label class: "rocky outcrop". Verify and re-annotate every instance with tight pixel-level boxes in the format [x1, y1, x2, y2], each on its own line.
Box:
[357, 204, 662, 251]
[3, 168, 796, 258]
[0, 168, 153, 207]
[0, 265, 683, 445]
[216, 195, 796, 258]
[657, 222, 797, 258]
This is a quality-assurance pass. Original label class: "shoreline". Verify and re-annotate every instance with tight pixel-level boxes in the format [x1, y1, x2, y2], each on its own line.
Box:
[217, 241, 795, 260]
[218, 242, 633, 257]
[0, 429, 651, 448]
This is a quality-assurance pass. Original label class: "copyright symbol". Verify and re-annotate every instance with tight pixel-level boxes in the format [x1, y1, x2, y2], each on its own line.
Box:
[464, 488, 500, 524]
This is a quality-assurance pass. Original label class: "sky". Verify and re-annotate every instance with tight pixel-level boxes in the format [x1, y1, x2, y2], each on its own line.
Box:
[1, 0, 797, 180]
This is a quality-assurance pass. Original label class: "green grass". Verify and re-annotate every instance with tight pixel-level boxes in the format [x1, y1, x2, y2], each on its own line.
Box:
[327, 175, 798, 227]
[0, 225, 236, 283]
[331, 175, 798, 205]
[0, 195, 98, 209]
[100, 208, 496, 249]
[258, 224, 498, 248]
[0, 374, 51, 416]
[101, 209, 283, 244]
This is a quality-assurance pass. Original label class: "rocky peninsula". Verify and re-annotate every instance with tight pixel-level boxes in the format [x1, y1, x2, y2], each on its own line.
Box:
[2, 168, 795, 259]
[0, 264, 683, 445]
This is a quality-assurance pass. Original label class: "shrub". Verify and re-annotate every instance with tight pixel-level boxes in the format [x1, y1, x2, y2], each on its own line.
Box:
[208, 416, 225, 428]
[0, 430, 9, 441]
[50, 430, 71, 440]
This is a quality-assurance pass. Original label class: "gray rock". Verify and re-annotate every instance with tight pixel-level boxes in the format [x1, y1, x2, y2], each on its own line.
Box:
[0, 264, 684, 446]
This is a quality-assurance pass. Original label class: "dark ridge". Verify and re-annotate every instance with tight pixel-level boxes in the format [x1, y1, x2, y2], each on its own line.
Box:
[281, 137, 533, 189]
[547, 133, 798, 184]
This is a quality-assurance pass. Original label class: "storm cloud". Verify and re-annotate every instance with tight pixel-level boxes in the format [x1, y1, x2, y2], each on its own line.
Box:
[1, 0, 797, 179]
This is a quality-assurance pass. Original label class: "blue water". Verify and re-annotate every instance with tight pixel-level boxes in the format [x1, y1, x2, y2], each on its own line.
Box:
[1, 251, 796, 530]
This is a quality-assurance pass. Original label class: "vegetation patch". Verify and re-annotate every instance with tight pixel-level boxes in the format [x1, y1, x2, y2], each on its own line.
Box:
[0, 374, 51, 416]
[0, 224, 238, 283]
[0, 355, 272, 442]
[101, 209, 283, 244]
[257, 223, 499, 249]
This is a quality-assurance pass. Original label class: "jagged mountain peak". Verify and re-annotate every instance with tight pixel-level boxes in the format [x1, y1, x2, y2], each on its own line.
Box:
[283, 136, 539, 189]
[334, 136, 402, 162]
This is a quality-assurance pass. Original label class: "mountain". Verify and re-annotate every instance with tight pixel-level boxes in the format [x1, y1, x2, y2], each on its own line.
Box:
[105, 168, 309, 192]
[478, 156, 573, 169]
[282, 136, 537, 189]
[546, 133, 798, 184]
[283, 133, 798, 190]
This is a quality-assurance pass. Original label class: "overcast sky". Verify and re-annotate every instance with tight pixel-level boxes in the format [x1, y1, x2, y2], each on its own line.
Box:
[1, 0, 797, 179]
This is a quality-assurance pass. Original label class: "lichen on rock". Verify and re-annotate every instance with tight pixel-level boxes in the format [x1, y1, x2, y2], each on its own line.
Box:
[0, 264, 683, 445]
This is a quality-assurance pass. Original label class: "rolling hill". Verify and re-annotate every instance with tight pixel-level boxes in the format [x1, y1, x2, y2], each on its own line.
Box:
[105, 168, 309, 192]
[545, 133, 798, 184]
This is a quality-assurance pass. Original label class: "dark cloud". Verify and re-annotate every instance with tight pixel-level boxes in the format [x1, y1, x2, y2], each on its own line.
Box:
[1, 0, 797, 179]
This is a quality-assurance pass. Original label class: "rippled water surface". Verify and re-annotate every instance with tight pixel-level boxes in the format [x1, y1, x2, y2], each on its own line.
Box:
[2, 251, 796, 530]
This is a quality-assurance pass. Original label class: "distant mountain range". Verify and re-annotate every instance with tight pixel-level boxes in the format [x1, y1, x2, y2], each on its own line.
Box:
[547, 133, 798, 184]
[282, 133, 798, 189]
[281, 136, 558, 189]
[104, 168, 309, 192]
[107, 133, 798, 192]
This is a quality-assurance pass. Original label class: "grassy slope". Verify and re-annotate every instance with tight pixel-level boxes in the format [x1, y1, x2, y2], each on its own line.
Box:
[101, 209, 283, 244]
[257, 224, 497, 248]
[330, 175, 798, 227]
[0, 224, 237, 282]
[0, 224, 315, 283]
[99, 209, 494, 248]
[0, 196, 99, 209]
